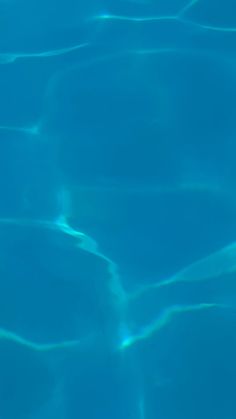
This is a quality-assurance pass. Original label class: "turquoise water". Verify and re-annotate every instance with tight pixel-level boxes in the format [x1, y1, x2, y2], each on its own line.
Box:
[0, 0, 236, 418]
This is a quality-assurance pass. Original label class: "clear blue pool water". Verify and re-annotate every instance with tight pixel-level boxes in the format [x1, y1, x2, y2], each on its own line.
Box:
[0, 0, 236, 418]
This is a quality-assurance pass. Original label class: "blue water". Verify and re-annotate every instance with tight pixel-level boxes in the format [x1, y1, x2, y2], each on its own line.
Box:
[0, 0, 236, 418]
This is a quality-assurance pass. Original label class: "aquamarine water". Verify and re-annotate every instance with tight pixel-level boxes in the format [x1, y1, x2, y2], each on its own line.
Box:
[0, 0, 236, 418]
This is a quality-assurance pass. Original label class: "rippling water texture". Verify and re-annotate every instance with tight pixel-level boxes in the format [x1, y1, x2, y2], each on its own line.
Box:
[0, 0, 236, 418]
